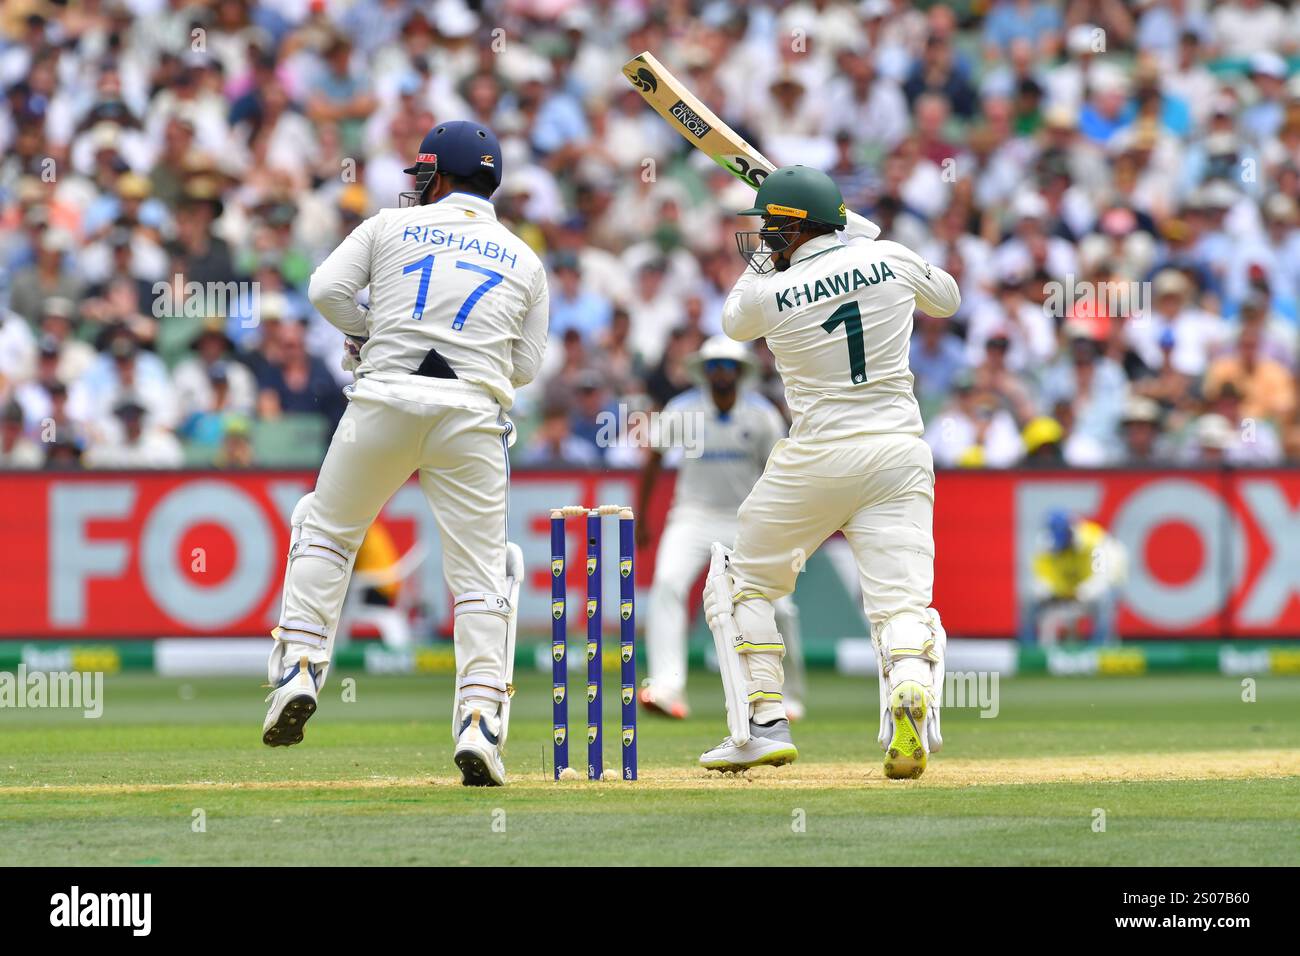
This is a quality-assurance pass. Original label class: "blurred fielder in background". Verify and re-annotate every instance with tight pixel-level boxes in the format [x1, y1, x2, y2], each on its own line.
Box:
[262, 120, 549, 788]
[1025, 509, 1128, 647]
[635, 334, 807, 721]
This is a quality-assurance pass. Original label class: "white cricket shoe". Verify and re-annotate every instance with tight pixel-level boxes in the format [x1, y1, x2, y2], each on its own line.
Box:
[262, 655, 320, 747]
[453, 707, 507, 786]
[700, 718, 799, 772]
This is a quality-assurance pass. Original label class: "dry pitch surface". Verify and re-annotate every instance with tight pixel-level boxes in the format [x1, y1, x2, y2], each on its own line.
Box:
[5, 749, 1299, 796]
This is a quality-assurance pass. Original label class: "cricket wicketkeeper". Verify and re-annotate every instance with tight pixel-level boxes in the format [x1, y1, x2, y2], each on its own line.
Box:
[261, 121, 548, 788]
[700, 166, 959, 779]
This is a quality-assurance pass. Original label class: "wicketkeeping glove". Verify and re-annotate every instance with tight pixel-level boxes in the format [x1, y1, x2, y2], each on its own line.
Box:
[341, 335, 367, 373]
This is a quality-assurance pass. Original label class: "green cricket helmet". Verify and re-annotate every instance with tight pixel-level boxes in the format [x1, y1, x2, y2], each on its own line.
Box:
[735, 165, 846, 273]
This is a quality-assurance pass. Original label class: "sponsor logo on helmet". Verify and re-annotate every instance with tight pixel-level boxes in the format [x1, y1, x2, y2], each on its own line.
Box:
[416, 152, 437, 164]
[626, 65, 658, 94]
[669, 99, 712, 139]
[480, 154, 495, 167]
[765, 203, 808, 219]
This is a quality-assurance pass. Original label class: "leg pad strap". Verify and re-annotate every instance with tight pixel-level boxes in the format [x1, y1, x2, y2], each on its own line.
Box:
[456, 673, 510, 703]
[273, 620, 329, 649]
[747, 684, 784, 703]
[289, 535, 353, 570]
[453, 591, 512, 619]
[874, 612, 940, 678]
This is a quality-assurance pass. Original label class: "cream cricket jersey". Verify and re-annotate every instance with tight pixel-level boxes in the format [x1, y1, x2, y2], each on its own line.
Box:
[661, 387, 788, 511]
[722, 233, 960, 442]
[307, 192, 549, 409]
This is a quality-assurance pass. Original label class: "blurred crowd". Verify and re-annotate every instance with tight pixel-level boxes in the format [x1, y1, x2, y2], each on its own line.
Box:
[3, 0, 1300, 471]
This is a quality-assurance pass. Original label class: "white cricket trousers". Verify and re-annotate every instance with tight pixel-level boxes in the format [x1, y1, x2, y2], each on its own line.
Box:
[730, 433, 936, 627]
[646, 504, 806, 701]
[276, 374, 513, 697]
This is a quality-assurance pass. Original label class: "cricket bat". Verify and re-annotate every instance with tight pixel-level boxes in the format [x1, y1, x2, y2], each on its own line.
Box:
[621, 51, 881, 239]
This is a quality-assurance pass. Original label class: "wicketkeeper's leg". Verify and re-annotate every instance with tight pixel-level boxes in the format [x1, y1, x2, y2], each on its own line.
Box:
[414, 410, 514, 722]
[265, 395, 421, 745]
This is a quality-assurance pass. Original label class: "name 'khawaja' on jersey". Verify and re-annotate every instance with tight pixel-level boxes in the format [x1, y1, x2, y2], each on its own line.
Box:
[307, 191, 549, 410]
[722, 224, 960, 442]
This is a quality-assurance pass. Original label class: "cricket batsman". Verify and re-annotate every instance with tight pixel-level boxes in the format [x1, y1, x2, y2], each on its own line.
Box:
[260, 121, 549, 788]
[635, 335, 807, 721]
[701, 166, 959, 779]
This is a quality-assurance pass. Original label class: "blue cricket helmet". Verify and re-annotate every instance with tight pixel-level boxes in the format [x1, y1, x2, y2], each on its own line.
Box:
[401, 120, 503, 206]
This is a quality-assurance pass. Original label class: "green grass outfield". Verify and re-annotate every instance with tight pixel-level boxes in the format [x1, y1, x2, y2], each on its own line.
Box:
[2, 670, 1298, 866]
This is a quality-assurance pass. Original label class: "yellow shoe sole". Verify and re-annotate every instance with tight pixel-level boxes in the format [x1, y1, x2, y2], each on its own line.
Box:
[883, 681, 928, 780]
[702, 746, 799, 773]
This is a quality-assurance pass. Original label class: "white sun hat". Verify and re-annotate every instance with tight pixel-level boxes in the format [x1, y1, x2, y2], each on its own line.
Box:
[685, 335, 759, 385]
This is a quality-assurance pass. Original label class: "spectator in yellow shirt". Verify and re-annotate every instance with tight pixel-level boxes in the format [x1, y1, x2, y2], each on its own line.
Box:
[1203, 324, 1296, 424]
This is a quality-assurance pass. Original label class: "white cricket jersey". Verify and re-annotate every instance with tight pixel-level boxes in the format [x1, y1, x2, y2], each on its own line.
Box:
[722, 231, 960, 442]
[662, 387, 787, 512]
[307, 192, 549, 410]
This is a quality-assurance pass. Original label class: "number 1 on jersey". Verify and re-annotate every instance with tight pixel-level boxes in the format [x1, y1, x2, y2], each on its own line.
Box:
[822, 301, 867, 384]
[403, 254, 436, 321]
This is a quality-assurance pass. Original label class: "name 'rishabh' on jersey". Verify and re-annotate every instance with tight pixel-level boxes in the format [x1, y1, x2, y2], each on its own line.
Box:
[722, 232, 960, 442]
[307, 191, 549, 410]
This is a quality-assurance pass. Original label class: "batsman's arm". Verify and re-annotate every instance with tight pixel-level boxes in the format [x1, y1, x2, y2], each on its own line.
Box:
[882, 241, 961, 318]
[721, 270, 767, 342]
[308, 215, 377, 338]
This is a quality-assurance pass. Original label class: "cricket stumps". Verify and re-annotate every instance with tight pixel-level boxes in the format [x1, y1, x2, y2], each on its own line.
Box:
[550, 506, 637, 781]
